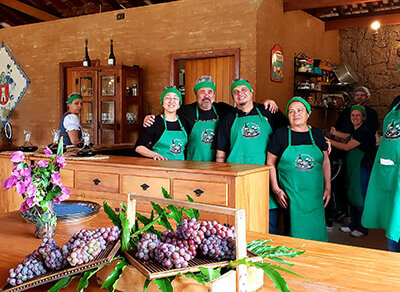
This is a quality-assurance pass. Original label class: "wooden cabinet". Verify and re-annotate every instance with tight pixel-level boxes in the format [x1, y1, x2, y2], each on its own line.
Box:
[70, 65, 143, 145]
[0, 156, 24, 213]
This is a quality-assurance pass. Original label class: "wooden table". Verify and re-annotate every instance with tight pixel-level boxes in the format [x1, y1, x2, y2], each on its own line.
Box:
[1, 212, 400, 291]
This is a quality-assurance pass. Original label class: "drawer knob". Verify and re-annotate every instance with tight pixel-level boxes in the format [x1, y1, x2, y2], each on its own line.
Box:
[141, 183, 150, 191]
[93, 178, 101, 185]
[193, 189, 204, 197]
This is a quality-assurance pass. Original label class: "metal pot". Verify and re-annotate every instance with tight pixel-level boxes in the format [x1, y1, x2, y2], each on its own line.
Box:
[333, 62, 359, 85]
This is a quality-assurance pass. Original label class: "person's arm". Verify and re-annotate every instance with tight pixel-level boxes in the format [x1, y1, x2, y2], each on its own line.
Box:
[135, 145, 167, 160]
[216, 150, 226, 162]
[67, 130, 80, 145]
[330, 138, 360, 151]
[322, 151, 331, 208]
[330, 127, 350, 139]
[262, 99, 278, 113]
[267, 152, 288, 208]
[143, 115, 156, 127]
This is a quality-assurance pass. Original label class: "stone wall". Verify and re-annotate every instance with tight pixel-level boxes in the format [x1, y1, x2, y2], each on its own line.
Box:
[340, 25, 400, 132]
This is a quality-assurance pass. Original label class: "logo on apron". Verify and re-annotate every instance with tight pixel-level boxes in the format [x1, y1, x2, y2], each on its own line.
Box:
[384, 120, 400, 140]
[242, 122, 260, 138]
[295, 154, 314, 171]
[170, 139, 183, 155]
[201, 129, 215, 144]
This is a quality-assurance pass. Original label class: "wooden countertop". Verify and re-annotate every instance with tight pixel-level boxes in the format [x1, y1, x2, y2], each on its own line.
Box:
[0, 212, 399, 291]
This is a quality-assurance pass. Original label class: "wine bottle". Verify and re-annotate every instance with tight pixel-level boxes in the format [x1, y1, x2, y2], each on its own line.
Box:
[83, 38, 91, 67]
[108, 39, 116, 66]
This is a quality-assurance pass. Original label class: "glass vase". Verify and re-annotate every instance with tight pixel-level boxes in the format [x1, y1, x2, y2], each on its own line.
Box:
[33, 201, 57, 239]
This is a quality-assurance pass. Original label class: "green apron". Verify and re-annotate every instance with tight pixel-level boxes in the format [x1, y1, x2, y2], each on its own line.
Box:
[187, 106, 218, 161]
[345, 146, 365, 207]
[152, 115, 188, 160]
[227, 107, 277, 209]
[362, 102, 400, 242]
[277, 127, 328, 242]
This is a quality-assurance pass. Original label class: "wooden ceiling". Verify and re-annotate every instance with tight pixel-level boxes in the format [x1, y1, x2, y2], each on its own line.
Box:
[0, 0, 176, 29]
[1, 1, 400, 30]
[284, 0, 400, 30]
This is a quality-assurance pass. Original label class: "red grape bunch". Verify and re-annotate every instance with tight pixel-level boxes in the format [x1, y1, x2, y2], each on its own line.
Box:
[38, 238, 66, 270]
[7, 251, 47, 286]
[136, 233, 160, 261]
[154, 242, 191, 269]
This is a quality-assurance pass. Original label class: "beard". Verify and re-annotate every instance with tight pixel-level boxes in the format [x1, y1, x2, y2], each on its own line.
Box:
[199, 99, 212, 109]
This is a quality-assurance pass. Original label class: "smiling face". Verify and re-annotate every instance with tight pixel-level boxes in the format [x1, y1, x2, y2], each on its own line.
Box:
[232, 85, 252, 108]
[67, 98, 82, 115]
[162, 92, 181, 113]
[288, 101, 309, 127]
[196, 87, 215, 110]
[351, 109, 364, 127]
[354, 91, 368, 106]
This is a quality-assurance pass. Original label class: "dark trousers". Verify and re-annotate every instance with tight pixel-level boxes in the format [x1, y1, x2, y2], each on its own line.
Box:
[269, 208, 279, 234]
[387, 238, 400, 252]
[349, 168, 371, 234]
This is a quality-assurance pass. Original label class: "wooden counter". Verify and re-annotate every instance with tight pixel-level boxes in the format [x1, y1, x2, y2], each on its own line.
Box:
[0, 212, 399, 291]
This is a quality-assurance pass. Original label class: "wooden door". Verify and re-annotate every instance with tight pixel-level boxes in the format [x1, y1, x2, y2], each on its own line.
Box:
[184, 56, 235, 105]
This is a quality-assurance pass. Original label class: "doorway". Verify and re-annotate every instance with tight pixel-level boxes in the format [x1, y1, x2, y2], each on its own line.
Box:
[170, 49, 240, 105]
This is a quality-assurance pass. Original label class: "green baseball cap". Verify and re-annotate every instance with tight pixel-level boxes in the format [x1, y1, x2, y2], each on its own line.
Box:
[351, 105, 367, 119]
[160, 87, 182, 105]
[286, 97, 311, 115]
[67, 93, 83, 104]
[231, 79, 253, 97]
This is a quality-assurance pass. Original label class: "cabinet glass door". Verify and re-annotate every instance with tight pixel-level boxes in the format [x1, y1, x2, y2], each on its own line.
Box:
[126, 76, 139, 97]
[101, 76, 115, 96]
[80, 77, 94, 96]
[101, 101, 115, 124]
[82, 102, 93, 124]
[101, 129, 115, 145]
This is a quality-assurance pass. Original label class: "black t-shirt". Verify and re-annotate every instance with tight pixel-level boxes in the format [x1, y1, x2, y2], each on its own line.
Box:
[134, 115, 186, 148]
[268, 126, 328, 157]
[177, 102, 233, 136]
[335, 105, 380, 135]
[216, 103, 289, 153]
[350, 123, 376, 170]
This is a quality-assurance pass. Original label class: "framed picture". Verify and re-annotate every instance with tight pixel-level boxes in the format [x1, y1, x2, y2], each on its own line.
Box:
[0, 42, 30, 126]
[271, 44, 283, 82]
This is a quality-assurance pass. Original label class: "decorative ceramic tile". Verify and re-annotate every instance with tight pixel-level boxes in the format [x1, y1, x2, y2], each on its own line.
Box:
[0, 42, 30, 126]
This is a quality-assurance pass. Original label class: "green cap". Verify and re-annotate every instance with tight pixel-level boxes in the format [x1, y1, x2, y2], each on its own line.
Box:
[193, 81, 216, 94]
[286, 97, 311, 116]
[351, 105, 367, 119]
[231, 79, 253, 97]
[67, 93, 83, 104]
[160, 87, 182, 105]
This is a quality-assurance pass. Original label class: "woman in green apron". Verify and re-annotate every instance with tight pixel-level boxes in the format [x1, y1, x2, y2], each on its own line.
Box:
[267, 97, 331, 242]
[135, 86, 187, 160]
[362, 96, 400, 252]
[329, 105, 375, 237]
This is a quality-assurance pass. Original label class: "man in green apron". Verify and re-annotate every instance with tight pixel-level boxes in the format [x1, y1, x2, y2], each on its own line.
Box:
[216, 78, 288, 234]
[362, 97, 400, 252]
[142, 76, 279, 161]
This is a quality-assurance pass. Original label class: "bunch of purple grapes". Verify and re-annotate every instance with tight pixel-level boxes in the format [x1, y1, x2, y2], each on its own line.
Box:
[7, 251, 47, 286]
[67, 238, 102, 266]
[136, 233, 160, 261]
[199, 235, 236, 261]
[154, 242, 191, 269]
[161, 229, 197, 259]
[38, 238, 66, 270]
[200, 220, 236, 240]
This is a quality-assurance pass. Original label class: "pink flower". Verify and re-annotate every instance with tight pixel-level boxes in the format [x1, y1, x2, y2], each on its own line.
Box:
[15, 181, 26, 195]
[26, 197, 34, 208]
[37, 160, 49, 168]
[25, 183, 37, 197]
[2, 176, 17, 190]
[21, 168, 31, 178]
[55, 156, 66, 168]
[10, 151, 25, 163]
[51, 172, 62, 186]
[44, 148, 53, 156]
[55, 186, 71, 203]
[19, 202, 29, 212]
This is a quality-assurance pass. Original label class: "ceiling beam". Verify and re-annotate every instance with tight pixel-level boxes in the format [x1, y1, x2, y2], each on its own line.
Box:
[325, 13, 400, 30]
[284, 0, 375, 12]
[0, 0, 58, 21]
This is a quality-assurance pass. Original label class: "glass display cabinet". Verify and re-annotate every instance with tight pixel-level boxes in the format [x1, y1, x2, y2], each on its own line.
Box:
[70, 65, 143, 145]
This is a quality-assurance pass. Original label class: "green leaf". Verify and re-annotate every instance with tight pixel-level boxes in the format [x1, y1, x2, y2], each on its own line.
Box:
[103, 201, 121, 228]
[197, 267, 221, 282]
[166, 205, 183, 224]
[151, 202, 172, 230]
[143, 279, 151, 292]
[179, 272, 206, 285]
[161, 187, 172, 199]
[77, 266, 104, 292]
[136, 212, 160, 238]
[119, 212, 131, 251]
[254, 263, 290, 292]
[120, 202, 127, 212]
[256, 262, 310, 282]
[132, 213, 164, 238]
[101, 258, 128, 292]
[57, 137, 64, 156]
[48, 275, 76, 292]
[183, 195, 199, 219]
[154, 277, 174, 292]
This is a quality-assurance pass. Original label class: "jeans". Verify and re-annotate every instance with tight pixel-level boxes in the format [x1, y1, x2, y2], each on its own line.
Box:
[269, 208, 279, 234]
[387, 238, 400, 252]
[349, 168, 371, 234]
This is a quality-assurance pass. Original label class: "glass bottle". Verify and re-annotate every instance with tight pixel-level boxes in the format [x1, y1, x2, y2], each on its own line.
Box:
[107, 39, 116, 66]
[83, 38, 91, 67]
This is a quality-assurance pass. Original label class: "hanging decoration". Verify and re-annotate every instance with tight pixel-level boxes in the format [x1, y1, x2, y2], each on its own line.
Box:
[271, 44, 284, 82]
[0, 42, 30, 126]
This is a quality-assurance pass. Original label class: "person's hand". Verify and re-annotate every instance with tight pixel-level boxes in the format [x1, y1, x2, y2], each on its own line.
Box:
[152, 153, 167, 160]
[325, 137, 332, 155]
[330, 127, 336, 136]
[323, 188, 331, 208]
[143, 115, 156, 127]
[263, 99, 278, 113]
[273, 187, 288, 209]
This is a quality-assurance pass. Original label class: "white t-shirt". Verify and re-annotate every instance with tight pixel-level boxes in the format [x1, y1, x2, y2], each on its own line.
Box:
[63, 114, 81, 131]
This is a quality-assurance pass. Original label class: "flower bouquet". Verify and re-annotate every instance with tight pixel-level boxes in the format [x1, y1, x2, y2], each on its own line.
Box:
[2, 138, 71, 238]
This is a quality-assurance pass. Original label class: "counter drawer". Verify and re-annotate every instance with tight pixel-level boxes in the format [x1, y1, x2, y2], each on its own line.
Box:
[76, 171, 119, 193]
[122, 175, 170, 197]
[69, 193, 124, 214]
[173, 179, 228, 206]
[60, 169, 74, 188]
